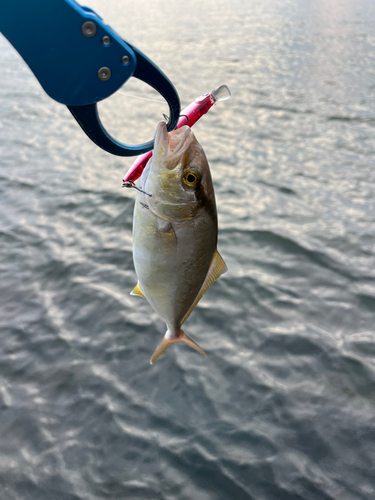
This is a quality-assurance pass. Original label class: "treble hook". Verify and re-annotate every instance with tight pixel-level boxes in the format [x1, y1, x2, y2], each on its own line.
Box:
[122, 181, 152, 197]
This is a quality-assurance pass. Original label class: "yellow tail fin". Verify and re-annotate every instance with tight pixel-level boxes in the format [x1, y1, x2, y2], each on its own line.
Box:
[150, 330, 206, 364]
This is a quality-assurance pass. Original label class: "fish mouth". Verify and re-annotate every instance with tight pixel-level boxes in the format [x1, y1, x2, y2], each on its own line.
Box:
[153, 122, 193, 169]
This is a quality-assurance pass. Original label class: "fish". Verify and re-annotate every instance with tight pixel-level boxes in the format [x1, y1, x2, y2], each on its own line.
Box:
[131, 121, 227, 364]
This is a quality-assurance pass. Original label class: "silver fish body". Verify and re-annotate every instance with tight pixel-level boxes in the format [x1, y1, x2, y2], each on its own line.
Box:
[132, 122, 227, 363]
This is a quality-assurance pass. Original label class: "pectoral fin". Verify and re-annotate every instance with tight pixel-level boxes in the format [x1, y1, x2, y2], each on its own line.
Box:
[181, 249, 227, 324]
[130, 283, 146, 298]
[150, 330, 206, 364]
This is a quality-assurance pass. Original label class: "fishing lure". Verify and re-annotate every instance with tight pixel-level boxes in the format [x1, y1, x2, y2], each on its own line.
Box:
[122, 85, 231, 185]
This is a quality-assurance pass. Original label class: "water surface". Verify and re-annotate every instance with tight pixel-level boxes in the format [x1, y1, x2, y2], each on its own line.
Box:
[1, 0, 375, 499]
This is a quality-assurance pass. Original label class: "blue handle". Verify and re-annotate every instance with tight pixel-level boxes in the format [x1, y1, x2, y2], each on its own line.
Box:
[68, 43, 181, 156]
[0, 0, 137, 106]
[0, 0, 181, 156]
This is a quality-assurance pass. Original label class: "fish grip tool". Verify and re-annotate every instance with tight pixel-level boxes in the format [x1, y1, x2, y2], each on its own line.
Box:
[0, 0, 181, 156]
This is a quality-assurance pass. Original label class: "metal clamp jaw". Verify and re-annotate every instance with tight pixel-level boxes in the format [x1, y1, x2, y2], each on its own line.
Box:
[0, 0, 180, 156]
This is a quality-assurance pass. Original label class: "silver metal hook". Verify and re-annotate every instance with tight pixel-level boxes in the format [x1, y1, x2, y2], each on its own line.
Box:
[163, 113, 189, 129]
[122, 180, 152, 197]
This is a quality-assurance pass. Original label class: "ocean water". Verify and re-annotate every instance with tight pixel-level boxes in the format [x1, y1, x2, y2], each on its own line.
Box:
[1, 0, 375, 499]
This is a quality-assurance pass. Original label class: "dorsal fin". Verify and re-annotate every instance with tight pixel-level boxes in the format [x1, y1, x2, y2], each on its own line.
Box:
[181, 249, 227, 325]
[130, 283, 146, 298]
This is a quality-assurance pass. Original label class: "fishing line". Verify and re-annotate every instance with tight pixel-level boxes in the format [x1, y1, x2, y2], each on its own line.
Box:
[118, 91, 189, 109]
[118, 91, 166, 104]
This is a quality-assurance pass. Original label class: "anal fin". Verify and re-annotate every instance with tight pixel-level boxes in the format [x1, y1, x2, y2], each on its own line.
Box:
[130, 283, 146, 298]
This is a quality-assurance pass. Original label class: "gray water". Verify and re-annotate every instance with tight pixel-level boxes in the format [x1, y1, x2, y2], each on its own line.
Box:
[1, 0, 375, 499]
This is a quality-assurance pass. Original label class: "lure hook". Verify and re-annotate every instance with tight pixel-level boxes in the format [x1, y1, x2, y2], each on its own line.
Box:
[122, 180, 152, 197]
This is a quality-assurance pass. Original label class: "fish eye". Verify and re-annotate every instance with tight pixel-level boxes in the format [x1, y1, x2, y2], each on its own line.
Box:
[183, 168, 201, 187]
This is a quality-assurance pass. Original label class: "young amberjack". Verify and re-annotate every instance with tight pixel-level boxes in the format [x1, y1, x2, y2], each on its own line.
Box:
[131, 122, 227, 364]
